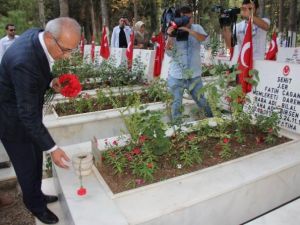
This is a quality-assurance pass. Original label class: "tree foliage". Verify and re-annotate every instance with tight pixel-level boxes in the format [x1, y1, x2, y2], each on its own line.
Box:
[0, 0, 299, 44]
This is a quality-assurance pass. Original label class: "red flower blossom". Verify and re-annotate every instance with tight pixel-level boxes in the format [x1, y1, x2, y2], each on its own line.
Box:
[125, 153, 133, 161]
[187, 133, 196, 141]
[147, 163, 153, 169]
[112, 140, 118, 146]
[77, 187, 87, 196]
[268, 128, 273, 133]
[132, 147, 141, 155]
[59, 74, 82, 97]
[237, 96, 246, 104]
[139, 135, 147, 144]
[223, 138, 230, 144]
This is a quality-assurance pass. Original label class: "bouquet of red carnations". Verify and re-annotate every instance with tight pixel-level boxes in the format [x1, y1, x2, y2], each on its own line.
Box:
[59, 73, 82, 98]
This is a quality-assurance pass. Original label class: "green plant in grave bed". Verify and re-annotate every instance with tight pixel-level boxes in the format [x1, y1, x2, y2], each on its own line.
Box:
[256, 112, 280, 144]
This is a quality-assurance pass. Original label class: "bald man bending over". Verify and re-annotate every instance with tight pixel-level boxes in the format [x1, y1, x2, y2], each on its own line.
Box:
[0, 17, 81, 224]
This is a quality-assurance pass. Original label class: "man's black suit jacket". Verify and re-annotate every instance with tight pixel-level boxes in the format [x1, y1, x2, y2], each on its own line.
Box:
[0, 28, 55, 151]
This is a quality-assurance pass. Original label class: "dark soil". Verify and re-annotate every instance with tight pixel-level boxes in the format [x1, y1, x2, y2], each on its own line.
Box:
[0, 179, 34, 225]
[55, 92, 162, 116]
[98, 130, 290, 194]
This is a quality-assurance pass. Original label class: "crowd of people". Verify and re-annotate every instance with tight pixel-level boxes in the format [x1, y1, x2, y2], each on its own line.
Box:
[0, 0, 274, 224]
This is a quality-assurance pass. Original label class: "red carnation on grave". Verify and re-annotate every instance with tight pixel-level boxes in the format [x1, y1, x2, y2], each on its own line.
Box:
[138, 135, 147, 144]
[187, 133, 196, 141]
[59, 74, 82, 98]
[147, 163, 153, 169]
[223, 138, 230, 144]
[77, 186, 87, 196]
[132, 147, 142, 155]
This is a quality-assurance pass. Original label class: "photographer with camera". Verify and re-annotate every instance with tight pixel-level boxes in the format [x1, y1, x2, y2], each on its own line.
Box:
[165, 5, 212, 121]
[222, 0, 270, 62]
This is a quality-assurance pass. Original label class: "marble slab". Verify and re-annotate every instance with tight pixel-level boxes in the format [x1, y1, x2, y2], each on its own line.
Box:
[245, 198, 300, 225]
[44, 99, 197, 146]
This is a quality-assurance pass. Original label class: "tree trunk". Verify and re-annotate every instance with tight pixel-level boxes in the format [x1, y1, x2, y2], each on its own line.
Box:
[38, 0, 45, 28]
[288, 0, 297, 47]
[100, 0, 109, 28]
[258, 0, 265, 17]
[59, 0, 69, 17]
[278, 0, 284, 32]
[133, 0, 139, 22]
[90, 0, 96, 36]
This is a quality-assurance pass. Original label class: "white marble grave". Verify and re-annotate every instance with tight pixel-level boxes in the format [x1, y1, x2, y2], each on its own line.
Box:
[52, 127, 300, 225]
[45, 99, 198, 146]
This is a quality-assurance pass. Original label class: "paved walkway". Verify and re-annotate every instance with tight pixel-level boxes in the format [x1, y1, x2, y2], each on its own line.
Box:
[245, 197, 300, 225]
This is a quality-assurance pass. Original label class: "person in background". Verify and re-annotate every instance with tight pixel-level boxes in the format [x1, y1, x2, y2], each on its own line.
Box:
[134, 21, 151, 49]
[222, 0, 270, 62]
[0, 17, 81, 224]
[111, 16, 132, 48]
[0, 24, 19, 63]
[166, 5, 213, 121]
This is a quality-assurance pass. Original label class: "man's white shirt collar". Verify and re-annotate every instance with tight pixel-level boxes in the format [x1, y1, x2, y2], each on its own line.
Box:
[38, 32, 54, 71]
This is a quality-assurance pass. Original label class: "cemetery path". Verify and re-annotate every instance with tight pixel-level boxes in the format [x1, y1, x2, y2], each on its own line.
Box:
[0, 183, 34, 225]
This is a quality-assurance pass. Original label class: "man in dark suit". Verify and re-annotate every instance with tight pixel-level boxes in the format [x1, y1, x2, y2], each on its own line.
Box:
[0, 17, 81, 224]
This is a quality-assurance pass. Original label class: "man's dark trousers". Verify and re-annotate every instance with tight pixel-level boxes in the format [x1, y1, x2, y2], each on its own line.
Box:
[1, 139, 47, 214]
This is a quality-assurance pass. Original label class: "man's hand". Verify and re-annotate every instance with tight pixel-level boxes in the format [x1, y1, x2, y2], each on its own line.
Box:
[51, 148, 70, 169]
[167, 26, 175, 36]
[178, 26, 190, 32]
[51, 78, 61, 93]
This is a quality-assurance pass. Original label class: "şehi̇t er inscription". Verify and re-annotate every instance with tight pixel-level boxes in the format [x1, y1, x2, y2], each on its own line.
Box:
[245, 61, 300, 133]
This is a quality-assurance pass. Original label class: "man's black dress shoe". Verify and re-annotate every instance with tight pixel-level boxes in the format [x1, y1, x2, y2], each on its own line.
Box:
[44, 195, 58, 204]
[34, 208, 59, 224]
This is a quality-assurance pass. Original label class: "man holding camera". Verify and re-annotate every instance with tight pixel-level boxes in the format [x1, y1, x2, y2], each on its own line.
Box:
[166, 5, 212, 121]
[223, 0, 270, 62]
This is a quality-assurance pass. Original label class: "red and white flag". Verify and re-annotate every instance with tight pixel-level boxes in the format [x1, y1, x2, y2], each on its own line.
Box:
[100, 25, 110, 60]
[237, 18, 253, 93]
[265, 32, 278, 60]
[126, 31, 134, 69]
[80, 29, 85, 57]
[151, 32, 165, 77]
[91, 34, 95, 62]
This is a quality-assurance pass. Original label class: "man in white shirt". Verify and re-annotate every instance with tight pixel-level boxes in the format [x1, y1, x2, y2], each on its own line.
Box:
[223, 0, 270, 62]
[0, 24, 19, 63]
[111, 16, 132, 48]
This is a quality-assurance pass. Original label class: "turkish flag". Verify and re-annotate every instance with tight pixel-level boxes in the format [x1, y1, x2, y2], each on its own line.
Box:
[91, 34, 95, 62]
[265, 32, 278, 60]
[80, 31, 85, 57]
[237, 18, 253, 93]
[151, 32, 165, 77]
[126, 31, 134, 69]
[100, 25, 110, 60]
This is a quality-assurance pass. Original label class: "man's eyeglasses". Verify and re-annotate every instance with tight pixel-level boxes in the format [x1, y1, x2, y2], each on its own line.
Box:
[9, 29, 16, 32]
[50, 33, 78, 54]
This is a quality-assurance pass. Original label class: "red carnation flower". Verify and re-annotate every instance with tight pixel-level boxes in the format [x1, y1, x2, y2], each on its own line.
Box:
[132, 147, 141, 155]
[138, 135, 147, 144]
[223, 138, 230, 144]
[187, 133, 196, 141]
[147, 163, 153, 169]
[77, 186, 87, 196]
[59, 74, 82, 97]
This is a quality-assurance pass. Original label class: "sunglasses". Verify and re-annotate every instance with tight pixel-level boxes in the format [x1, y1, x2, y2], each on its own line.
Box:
[9, 29, 16, 32]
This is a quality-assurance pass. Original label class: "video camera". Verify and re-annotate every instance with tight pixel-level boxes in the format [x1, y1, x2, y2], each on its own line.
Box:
[211, 5, 240, 28]
[161, 7, 190, 41]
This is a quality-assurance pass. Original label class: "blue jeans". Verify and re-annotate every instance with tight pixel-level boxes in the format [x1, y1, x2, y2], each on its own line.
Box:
[167, 76, 212, 120]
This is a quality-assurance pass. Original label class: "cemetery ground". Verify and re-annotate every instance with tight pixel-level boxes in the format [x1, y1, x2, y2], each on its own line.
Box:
[0, 179, 34, 225]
